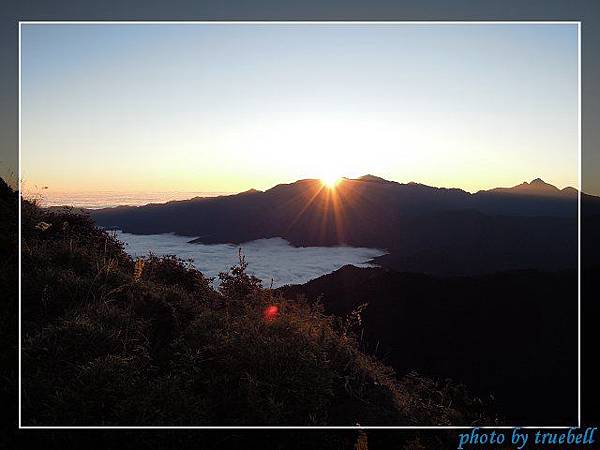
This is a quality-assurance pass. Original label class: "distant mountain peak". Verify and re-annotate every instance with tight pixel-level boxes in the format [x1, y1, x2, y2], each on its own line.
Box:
[519, 178, 559, 192]
[561, 186, 578, 195]
[356, 174, 391, 183]
[480, 177, 579, 198]
[239, 188, 262, 195]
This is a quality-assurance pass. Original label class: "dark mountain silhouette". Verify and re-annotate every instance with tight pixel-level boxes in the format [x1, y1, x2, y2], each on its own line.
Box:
[91, 176, 592, 275]
[472, 178, 584, 217]
[279, 264, 579, 425]
[356, 174, 393, 184]
[483, 177, 573, 197]
[15, 188, 496, 430]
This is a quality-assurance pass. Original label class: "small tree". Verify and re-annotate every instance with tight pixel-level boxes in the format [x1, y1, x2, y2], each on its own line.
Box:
[218, 248, 262, 305]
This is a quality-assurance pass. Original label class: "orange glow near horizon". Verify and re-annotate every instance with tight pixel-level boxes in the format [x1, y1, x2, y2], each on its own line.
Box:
[282, 177, 353, 246]
[321, 175, 342, 189]
[20, 24, 580, 195]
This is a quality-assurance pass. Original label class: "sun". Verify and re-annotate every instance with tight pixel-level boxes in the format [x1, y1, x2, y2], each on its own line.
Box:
[321, 174, 342, 189]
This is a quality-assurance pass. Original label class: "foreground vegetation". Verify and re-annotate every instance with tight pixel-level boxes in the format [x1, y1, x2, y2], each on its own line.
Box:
[23, 202, 495, 427]
[0, 179, 497, 447]
[22, 199, 493, 427]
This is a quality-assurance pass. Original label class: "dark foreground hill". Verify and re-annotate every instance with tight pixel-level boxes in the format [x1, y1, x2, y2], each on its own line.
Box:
[280, 265, 579, 425]
[91, 176, 594, 275]
[5, 178, 600, 447]
[18, 193, 494, 429]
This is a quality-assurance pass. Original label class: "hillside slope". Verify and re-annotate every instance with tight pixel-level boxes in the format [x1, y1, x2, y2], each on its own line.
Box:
[19, 196, 492, 427]
[280, 265, 578, 425]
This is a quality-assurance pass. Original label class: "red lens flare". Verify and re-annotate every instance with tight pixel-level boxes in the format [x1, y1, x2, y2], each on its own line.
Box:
[263, 305, 279, 322]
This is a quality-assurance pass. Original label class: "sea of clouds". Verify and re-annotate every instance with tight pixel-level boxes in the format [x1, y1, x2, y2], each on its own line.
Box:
[115, 231, 386, 288]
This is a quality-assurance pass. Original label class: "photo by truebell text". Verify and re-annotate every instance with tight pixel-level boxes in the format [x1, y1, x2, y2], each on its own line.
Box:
[457, 427, 597, 449]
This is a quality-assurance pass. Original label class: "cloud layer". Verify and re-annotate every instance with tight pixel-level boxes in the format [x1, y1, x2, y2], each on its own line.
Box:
[116, 232, 386, 288]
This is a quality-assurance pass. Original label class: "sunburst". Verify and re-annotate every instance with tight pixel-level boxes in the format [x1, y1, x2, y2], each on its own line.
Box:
[321, 174, 342, 189]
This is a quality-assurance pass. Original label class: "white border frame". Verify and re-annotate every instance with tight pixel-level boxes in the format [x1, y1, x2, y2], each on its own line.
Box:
[18, 20, 582, 430]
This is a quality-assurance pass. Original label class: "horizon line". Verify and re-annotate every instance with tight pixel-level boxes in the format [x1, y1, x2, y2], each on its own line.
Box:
[19, 174, 581, 196]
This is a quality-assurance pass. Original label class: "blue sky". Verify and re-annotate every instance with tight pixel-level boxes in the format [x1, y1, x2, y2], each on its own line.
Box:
[21, 23, 578, 193]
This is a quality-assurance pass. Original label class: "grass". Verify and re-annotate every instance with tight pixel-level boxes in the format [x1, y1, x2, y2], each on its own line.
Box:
[2, 179, 494, 447]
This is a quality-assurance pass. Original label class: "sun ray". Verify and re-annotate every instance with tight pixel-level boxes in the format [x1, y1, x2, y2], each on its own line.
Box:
[321, 172, 342, 189]
[322, 177, 340, 189]
[284, 183, 327, 233]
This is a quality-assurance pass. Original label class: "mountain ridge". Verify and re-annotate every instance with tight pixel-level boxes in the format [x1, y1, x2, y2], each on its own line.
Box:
[90, 175, 594, 275]
[479, 177, 577, 198]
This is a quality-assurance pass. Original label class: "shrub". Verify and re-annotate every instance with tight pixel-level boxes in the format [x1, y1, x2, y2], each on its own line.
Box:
[18, 197, 492, 428]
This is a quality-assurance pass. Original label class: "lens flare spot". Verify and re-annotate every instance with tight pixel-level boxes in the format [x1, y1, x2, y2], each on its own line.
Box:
[263, 305, 279, 322]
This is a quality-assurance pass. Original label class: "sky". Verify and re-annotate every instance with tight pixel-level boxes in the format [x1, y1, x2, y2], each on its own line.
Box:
[21, 23, 579, 194]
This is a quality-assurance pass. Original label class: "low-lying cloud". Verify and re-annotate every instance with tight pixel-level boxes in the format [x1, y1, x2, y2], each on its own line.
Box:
[115, 232, 386, 288]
